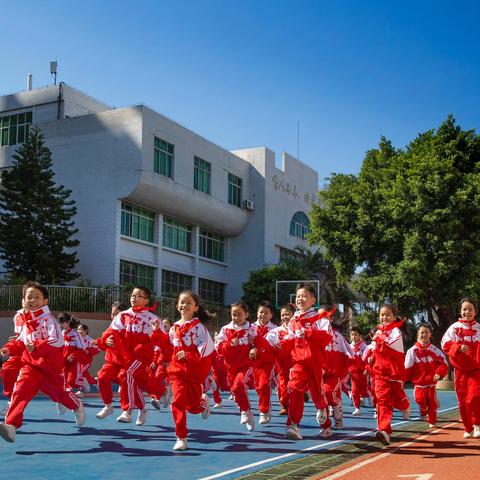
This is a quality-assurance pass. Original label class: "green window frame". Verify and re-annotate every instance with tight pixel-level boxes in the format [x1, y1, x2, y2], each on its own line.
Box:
[279, 246, 304, 263]
[289, 211, 310, 240]
[194, 156, 211, 194]
[199, 278, 225, 305]
[199, 229, 225, 262]
[228, 172, 243, 207]
[120, 260, 155, 291]
[162, 269, 193, 297]
[0, 111, 32, 147]
[153, 137, 174, 179]
[121, 202, 155, 243]
[163, 216, 192, 253]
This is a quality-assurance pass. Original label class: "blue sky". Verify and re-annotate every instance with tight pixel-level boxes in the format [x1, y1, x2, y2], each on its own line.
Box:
[2, 0, 479, 183]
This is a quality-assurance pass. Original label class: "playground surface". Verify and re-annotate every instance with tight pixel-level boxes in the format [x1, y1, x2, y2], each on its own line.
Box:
[0, 389, 464, 480]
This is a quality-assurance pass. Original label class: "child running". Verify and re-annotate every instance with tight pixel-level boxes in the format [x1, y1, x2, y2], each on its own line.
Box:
[168, 291, 215, 451]
[348, 327, 369, 416]
[215, 301, 257, 431]
[77, 323, 101, 394]
[441, 297, 480, 438]
[405, 323, 448, 428]
[285, 284, 333, 440]
[371, 303, 410, 445]
[0, 281, 84, 443]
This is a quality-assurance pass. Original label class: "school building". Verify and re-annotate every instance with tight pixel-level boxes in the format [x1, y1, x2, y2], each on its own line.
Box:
[0, 83, 319, 304]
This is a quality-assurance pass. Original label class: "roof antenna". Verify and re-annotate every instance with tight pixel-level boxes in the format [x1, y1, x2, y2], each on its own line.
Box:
[50, 61, 58, 85]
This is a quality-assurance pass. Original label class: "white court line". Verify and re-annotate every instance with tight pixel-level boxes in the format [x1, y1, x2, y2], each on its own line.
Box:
[197, 406, 459, 480]
[320, 421, 458, 480]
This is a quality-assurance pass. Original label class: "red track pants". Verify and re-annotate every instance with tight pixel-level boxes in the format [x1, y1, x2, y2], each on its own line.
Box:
[229, 367, 253, 412]
[170, 376, 204, 438]
[0, 356, 22, 398]
[413, 385, 438, 425]
[351, 371, 368, 408]
[454, 369, 480, 433]
[97, 362, 122, 405]
[6, 364, 79, 429]
[375, 377, 410, 434]
[254, 364, 274, 414]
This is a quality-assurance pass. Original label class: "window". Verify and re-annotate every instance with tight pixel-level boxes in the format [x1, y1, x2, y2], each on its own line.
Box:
[289, 211, 310, 240]
[121, 202, 155, 243]
[199, 278, 225, 305]
[199, 229, 225, 262]
[0, 112, 32, 147]
[120, 260, 155, 291]
[163, 216, 192, 253]
[162, 269, 193, 297]
[153, 137, 174, 178]
[194, 156, 211, 194]
[228, 173, 243, 207]
[279, 246, 304, 263]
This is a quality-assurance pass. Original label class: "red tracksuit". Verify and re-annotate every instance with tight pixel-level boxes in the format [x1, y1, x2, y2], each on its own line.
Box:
[96, 327, 128, 405]
[405, 341, 448, 425]
[62, 327, 87, 390]
[211, 351, 229, 404]
[266, 324, 291, 409]
[442, 319, 480, 433]
[1, 312, 25, 399]
[4, 306, 80, 429]
[321, 329, 353, 428]
[148, 328, 173, 400]
[363, 343, 377, 407]
[215, 321, 255, 412]
[79, 334, 101, 387]
[168, 318, 215, 439]
[285, 308, 333, 426]
[251, 320, 276, 414]
[372, 320, 410, 435]
[110, 307, 161, 411]
[349, 339, 369, 409]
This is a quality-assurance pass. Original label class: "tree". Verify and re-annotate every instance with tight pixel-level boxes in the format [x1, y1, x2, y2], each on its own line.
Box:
[0, 128, 80, 284]
[310, 116, 480, 343]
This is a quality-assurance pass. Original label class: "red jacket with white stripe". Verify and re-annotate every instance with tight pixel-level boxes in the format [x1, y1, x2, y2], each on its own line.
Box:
[251, 320, 276, 366]
[405, 341, 448, 386]
[348, 339, 367, 374]
[96, 327, 128, 366]
[81, 335, 101, 365]
[215, 321, 256, 374]
[371, 320, 406, 381]
[285, 308, 333, 369]
[168, 318, 215, 382]
[62, 327, 87, 364]
[4, 306, 64, 374]
[441, 319, 480, 372]
[109, 307, 159, 364]
[266, 324, 292, 371]
[324, 329, 353, 377]
[1, 312, 26, 370]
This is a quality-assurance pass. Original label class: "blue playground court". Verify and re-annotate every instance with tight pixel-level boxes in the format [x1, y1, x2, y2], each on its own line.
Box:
[0, 389, 459, 480]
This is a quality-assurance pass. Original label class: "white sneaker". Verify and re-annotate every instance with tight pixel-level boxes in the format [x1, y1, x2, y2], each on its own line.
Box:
[229, 394, 234, 400]
[173, 437, 188, 451]
[373, 410, 378, 418]
[429, 423, 436, 428]
[201, 394, 211, 420]
[259, 412, 271, 425]
[75, 390, 84, 398]
[0, 423, 16, 443]
[352, 408, 361, 416]
[245, 411, 255, 431]
[375, 430, 390, 445]
[316, 408, 327, 425]
[150, 398, 161, 410]
[474, 425, 480, 438]
[464, 431, 473, 438]
[57, 402, 68, 415]
[213, 402, 223, 409]
[96, 404, 114, 419]
[285, 423, 302, 440]
[73, 400, 86, 426]
[402, 407, 411, 420]
[320, 427, 332, 438]
[240, 411, 249, 425]
[116, 410, 132, 423]
[136, 408, 148, 426]
[333, 419, 344, 430]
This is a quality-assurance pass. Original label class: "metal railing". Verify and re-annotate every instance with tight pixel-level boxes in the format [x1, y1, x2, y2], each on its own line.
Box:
[0, 285, 229, 330]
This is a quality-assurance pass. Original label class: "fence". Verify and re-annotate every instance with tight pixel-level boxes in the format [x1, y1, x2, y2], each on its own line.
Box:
[0, 285, 230, 330]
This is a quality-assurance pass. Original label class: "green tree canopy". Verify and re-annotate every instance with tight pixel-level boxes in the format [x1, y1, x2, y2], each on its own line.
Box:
[310, 116, 480, 342]
[0, 128, 80, 284]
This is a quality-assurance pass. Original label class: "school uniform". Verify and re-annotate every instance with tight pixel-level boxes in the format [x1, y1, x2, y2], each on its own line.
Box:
[79, 334, 101, 387]
[405, 341, 448, 425]
[442, 319, 480, 433]
[1, 313, 25, 399]
[348, 339, 369, 409]
[4, 306, 79, 429]
[62, 327, 87, 390]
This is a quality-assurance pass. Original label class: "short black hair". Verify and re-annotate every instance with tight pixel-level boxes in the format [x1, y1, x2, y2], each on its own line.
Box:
[22, 281, 48, 300]
[296, 283, 316, 297]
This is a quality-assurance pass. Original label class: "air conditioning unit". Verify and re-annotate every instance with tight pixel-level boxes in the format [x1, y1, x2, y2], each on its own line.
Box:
[243, 199, 255, 211]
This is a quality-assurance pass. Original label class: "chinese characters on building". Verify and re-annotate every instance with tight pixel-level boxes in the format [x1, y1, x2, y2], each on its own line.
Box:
[272, 175, 317, 206]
